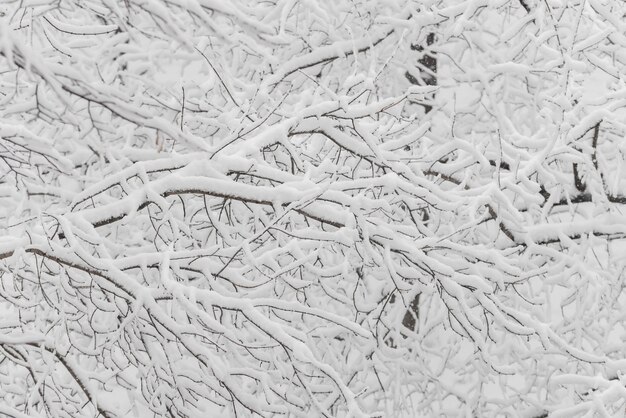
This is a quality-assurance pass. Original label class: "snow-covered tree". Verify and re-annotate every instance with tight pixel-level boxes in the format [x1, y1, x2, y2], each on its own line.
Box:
[0, 0, 625, 416]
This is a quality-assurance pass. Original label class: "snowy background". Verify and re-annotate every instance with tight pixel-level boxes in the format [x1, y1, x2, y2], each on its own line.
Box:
[0, 0, 625, 417]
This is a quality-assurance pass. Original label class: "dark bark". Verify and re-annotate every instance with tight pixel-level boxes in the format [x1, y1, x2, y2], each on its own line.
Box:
[400, 32, 437, 334]
[573, 163, 586, 192]
[518, 0, 531, 13]
[405, 33, 437, 114]
[401, 293, 420, 331]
